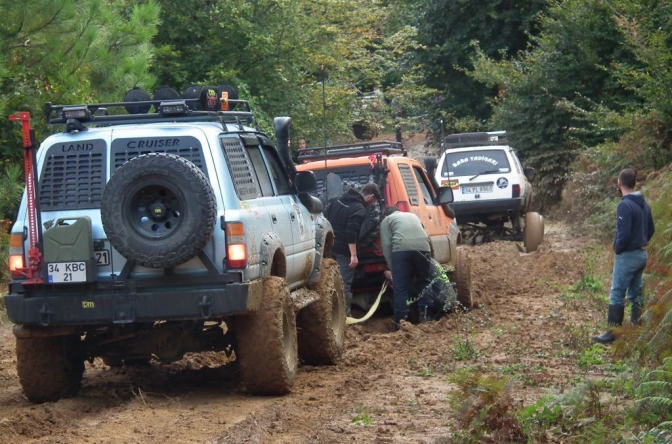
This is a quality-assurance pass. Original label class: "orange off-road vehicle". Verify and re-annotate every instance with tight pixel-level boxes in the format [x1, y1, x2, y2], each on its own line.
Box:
[296, 142, 472, 313]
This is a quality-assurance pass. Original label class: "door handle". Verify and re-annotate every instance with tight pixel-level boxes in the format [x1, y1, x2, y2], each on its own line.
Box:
[272, 214, 278, 224]
[291, 213, 296, 221]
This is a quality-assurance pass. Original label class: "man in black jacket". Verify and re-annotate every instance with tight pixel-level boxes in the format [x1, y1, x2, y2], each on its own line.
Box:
[593, 169, 655, 343]
[324, 183, 381, 316]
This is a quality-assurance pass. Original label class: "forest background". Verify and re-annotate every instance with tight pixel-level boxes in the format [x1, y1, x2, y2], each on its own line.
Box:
[1, 1, 671, 441]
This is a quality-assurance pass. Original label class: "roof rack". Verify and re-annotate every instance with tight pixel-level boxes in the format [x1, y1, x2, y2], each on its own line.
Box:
[442, 130, 508, 150]
[297, 141, 406, 162]
[44, 99, 257, 133]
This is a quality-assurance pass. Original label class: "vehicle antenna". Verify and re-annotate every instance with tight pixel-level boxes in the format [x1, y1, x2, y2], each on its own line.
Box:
[320, 65, 328, 170]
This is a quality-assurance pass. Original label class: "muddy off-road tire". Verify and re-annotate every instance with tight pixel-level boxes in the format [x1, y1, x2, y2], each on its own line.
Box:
[16, 335, 85, 403]
[101, 153, 216, 268]
[524, 212, 544, 253]
[236, 277, 298, 395]
[297, 259, 346, 365]
[455, 248, 473, 309]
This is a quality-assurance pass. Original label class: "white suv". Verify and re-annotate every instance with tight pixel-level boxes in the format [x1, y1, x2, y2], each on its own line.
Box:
[427, 131, 544, 252]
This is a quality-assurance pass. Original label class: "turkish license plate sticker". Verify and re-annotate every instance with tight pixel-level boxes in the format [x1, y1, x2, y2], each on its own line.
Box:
[48, 262, 86, 283]
[462, 185, 493, 194]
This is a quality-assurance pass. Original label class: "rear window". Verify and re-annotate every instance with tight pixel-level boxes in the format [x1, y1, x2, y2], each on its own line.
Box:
[441, 149, 511, 177]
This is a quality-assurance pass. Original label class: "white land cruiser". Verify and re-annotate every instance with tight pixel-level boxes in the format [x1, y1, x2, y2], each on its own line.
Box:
[5, 85, 344, 403]
[426, 131, 544, 252]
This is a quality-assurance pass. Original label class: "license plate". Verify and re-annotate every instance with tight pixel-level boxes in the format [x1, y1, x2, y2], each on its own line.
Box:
[462, 185, 493, 194]
[48, 262, 87, 283]
[95, 250, 110, 266]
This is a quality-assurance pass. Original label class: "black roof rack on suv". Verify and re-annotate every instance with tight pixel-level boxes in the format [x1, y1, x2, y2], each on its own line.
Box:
[44, 98, 257, 133]
[443, 131, 508, 150]
[297, 141, 406, 162]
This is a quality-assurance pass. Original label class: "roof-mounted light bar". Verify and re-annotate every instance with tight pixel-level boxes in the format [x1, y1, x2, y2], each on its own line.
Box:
[62, 106, 92, 122]
[158, 100, 189, 117]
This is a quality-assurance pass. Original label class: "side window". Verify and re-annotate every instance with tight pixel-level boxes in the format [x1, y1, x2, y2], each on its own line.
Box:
[413, 166, 435, 205]
[247, 146, 274, 197]
[398, 163, 419, 206]
[510, 149, 523, 174]
[220, 137, 262, 201]
[261, 146, 291, 195]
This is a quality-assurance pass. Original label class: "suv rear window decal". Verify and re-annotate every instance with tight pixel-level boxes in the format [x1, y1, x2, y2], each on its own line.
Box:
[220, 137, 260, 200]
[442, 149, 511, 177]
[40, 139, 107, 210]
[110, 136, 206, 176]
[398, 163, 419, 206]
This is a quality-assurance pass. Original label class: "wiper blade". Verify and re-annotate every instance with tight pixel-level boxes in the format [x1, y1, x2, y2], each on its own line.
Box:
[469, 169, 501, 181]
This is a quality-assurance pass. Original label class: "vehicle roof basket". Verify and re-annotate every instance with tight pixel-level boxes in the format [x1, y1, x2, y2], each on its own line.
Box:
[44, 98, 257, 133]
[297, 141, 406, 162]
[442, 131, 508, 150]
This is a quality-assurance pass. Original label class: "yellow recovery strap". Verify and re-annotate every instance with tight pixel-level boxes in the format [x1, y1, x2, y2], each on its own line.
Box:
[345, 280, 388, 325]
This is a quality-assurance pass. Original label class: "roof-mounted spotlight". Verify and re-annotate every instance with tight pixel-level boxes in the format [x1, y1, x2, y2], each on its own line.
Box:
[153, 87, 180, 112]
[199, 86, 219, 111]
[216, 84, 238, 111]
[123, 87, 152, 114]
[182, 85, 202, 110]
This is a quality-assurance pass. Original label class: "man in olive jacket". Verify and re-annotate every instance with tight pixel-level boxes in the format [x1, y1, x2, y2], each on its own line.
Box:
[380, 206, 432, 329]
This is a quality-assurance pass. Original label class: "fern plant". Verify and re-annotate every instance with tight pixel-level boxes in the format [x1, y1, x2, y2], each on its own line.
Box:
[636, 357, 672, 428]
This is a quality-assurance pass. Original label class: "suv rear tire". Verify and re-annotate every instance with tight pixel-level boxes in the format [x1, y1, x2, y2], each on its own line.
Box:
[16, 335, 85, 403]
[236, 277, 298, 395]
[524, 212, 544, 253]
[101, 153, 216, 268]
[297, 259, 346, 364]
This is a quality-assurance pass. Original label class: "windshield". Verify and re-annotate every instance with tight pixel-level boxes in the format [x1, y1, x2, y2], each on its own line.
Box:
[441, 149, 511, 177]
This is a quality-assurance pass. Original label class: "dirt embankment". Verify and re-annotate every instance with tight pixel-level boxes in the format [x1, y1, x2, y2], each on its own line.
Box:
[0, 221, 604, 443]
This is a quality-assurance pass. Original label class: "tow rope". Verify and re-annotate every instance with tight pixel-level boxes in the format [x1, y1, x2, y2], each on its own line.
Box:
[345, 280, 388, 325]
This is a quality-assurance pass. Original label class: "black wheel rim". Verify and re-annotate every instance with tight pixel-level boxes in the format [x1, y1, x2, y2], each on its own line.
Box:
[128, 184, 182, 238]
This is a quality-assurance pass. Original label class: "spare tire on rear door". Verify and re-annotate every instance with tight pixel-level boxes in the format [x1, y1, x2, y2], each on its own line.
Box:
[101, 153, 217, 268]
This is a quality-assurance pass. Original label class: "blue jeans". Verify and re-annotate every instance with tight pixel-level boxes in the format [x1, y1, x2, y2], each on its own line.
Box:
[609, 249, 648, 307]
[391, 250, 432, 319]
[333, 253, 355, 316]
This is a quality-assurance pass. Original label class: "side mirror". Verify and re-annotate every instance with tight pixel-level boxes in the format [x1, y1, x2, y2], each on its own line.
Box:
[438, 186, 454, 204]
[523, 167, 536, 180]
[298, 193, 324, 214]
[294, 170, 317, 193]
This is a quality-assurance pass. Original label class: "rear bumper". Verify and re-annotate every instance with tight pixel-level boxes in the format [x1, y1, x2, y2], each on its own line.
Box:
[4, 280, 263, 327]
[452, 198, 525, 219]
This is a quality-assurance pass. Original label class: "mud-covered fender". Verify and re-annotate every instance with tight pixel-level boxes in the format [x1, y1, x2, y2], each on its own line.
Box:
[259, 231, 286, 278]
[308, 215, 334, 284]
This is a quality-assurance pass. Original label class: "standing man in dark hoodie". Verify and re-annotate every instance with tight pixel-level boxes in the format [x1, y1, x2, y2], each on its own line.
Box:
[593, 169, 655, 343]
[324, 183, 381, 316]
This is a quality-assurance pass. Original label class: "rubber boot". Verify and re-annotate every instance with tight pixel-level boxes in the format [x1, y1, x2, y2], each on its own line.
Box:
[631, 304, 642, 326]
[592, 304, 625, 344]
[419, 306, 432, 324]
[393, 315, 407, 332]
[345, 292, 353, 318]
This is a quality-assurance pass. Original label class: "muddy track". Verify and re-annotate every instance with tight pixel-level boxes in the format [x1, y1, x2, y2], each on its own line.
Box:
[0, 221, 601, 443]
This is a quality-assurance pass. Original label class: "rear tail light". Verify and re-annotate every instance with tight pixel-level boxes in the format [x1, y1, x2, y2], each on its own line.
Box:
[512, 184, 521, 198]
[363, 263, 385, 273]
[8, 233, 26, 279]
[395, 201, 409, 212]
[225, 222, 247, 269]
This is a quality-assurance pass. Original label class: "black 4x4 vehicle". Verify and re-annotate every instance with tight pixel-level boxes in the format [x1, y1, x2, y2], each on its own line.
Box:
[5, 85, 344, 403]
